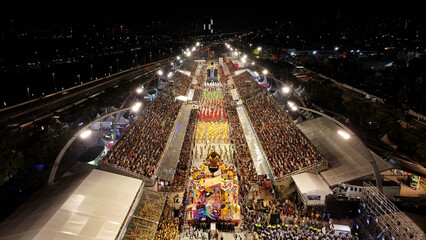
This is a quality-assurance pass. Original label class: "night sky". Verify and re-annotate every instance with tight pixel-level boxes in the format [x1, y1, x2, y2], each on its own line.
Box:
[4, 2, 424, 30]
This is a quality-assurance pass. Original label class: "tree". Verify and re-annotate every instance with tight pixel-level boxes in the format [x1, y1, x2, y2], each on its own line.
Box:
[0, 125, 23, 185]
[305, 81, 344, 112]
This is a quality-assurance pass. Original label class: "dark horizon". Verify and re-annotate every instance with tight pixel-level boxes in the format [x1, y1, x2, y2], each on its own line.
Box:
[3, 3, 425, 32]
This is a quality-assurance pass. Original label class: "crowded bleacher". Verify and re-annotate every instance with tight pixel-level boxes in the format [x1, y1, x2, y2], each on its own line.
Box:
[103, 92, 181, 178]
[124, 190, 166, 240]
[180, 59, 198, 73]
[245, 93, 326, 179]
[115, 56, 352, 240]
[223, 86, 258, 183]
[232, 71, 262, 100]
[163, 71, 192, 97]
[154, 217, 180, 240]
[171, 108, 198, 187]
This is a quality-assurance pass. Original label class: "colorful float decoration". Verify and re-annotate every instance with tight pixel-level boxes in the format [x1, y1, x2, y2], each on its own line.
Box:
[187, 152, 240, 225]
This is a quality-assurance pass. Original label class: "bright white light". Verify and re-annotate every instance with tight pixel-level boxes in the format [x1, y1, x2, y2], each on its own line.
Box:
[287, 101, 298, 111]
[80, 130, 92, 139]
[262, 69, 268, 75]
[334, 47, 339, 51]
[282, 86, 290, 93]
[196, 42, 200, 46]
[313, 51, 317, 55]
[136, 88, 143, 94]
[257, 47, 262, 51]
[157, 70, 163, 76]
[338, 130, 350, 139]
[176, 95, 188, 101]
[176, 56, 181, 60]
[132, 102, 142, 112]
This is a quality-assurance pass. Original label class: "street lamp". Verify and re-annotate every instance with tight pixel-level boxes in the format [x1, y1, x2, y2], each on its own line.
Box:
[136, 87, 143, 94]
[80, 129, 92, 139]
[26, 87, 31, 101]
[287, 101, 298, 111]
[337, 130, 350, 140]
[131, 102, 142, 112]
[282, 86, 290, 94]
[90, 64, 94, 80]
[52, 72, 56, 91]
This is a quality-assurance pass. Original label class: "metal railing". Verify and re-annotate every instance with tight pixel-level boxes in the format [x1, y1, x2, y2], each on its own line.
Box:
[274, 159, 328, 182]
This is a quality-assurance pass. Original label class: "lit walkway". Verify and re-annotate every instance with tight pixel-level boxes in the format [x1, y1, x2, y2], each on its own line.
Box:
[157, 104, 192, 182]
[236, 105, 271, 178]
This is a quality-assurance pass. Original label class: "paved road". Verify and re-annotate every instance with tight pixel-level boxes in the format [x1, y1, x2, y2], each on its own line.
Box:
[0, 61, 170, 127]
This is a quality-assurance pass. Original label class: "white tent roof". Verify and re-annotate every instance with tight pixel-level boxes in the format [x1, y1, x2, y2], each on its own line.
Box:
[0, 167, 143, 240]
[118, 115, 129, 123]
[296, 116, 392, 186]
[292, 173, 333, 196]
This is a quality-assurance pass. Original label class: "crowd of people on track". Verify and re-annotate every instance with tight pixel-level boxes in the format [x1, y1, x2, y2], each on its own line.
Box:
[239, 194, 357, 240]
[108, 58, 353, 239]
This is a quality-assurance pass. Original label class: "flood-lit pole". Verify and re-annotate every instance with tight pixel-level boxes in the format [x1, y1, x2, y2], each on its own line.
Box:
[52, 72, 56, 91]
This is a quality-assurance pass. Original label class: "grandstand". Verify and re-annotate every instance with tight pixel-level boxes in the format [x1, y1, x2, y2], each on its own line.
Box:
[1, 46, 424, 240]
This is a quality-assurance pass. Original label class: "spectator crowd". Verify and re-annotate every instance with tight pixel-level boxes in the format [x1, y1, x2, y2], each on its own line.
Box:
[245, 93, 325, 179]
[104, 92, 181, 178]
[232, 71, 262, 100]
[118, 58, 344, 240]
[171, 109, 198, 187]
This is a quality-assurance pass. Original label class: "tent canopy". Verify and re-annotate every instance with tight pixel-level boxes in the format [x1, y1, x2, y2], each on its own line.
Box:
[0, 167, 143, 240]
[292, 173, 332, 196]
[296, 117, 392, 186]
